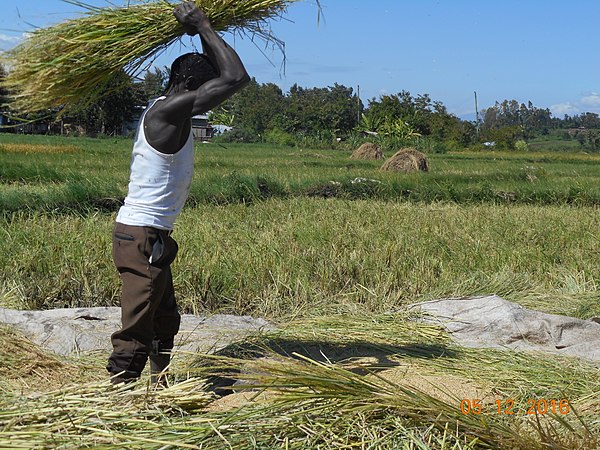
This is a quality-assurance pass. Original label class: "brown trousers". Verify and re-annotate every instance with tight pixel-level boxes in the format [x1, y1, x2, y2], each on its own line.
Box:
[106, 222, 181, 379]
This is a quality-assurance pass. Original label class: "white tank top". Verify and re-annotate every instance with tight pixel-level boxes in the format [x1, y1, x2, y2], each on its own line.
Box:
[116, 97, 194, 230]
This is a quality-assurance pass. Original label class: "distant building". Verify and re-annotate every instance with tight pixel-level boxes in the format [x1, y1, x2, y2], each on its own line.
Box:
[191, 114, 214, 140]
[125, 104, 214, 140]
[212, 124, 233, 135]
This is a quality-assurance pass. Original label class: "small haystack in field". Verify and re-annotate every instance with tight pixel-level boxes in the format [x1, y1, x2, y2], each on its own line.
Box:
[350, 142, 384, 160]
[381, 148, 429, 173]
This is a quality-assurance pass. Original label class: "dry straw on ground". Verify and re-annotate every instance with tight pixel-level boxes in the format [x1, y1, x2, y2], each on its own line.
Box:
[350, 142, 384, 160]
[381, 147, 429, 172]
[0, 143, 80, 154]
[1, 313, 599, 449]
[0, 324, 96, 393]
[1, 0, 307, 115]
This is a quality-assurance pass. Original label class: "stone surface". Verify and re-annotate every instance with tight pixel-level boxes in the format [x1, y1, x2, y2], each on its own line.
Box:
[411, 295, 600, 365]
[0, 307, 273, 356]
[2, 296, 599, 366]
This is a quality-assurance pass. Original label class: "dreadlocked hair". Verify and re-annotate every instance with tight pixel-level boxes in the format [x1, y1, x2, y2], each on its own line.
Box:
[165, 53, 219, 92]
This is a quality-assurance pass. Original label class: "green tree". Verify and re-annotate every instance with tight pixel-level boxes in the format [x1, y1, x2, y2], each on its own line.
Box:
[357, 111, 384, 134]
[482, 99, 553, 137]
[285, 83, 359, 135]
[454, 120, 477, 147]
[379, 118, 421, 140]
[220, 78, 285, 137]
[586, 131, 600, 152]
[579, 112, 600, 129]
[366, 91, 440, 136]
[365, 90, 468, 145]
[367, 93, 413, 128]
[100, 71, 137, 135]
[481, 125, 522, 149]
[137, 67, 167, 104]
[209, 107, 235, 127]
[482, 106, 498, 130]
[68, 70, 136, 136]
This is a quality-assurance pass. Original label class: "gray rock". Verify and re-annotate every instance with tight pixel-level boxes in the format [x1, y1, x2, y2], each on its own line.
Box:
[411, 295, 600, 364]
[0, 307, 273, 356]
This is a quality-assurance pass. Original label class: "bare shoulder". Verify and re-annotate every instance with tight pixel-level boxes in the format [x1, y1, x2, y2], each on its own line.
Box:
[146, 94, 196, 125]
[143, 99, 193, 154]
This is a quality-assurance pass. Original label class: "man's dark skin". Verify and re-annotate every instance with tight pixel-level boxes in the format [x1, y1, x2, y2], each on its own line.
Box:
[144, 1, 250, 154]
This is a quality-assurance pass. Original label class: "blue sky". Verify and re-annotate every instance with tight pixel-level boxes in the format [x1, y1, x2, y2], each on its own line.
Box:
[1, 0, 599, 119]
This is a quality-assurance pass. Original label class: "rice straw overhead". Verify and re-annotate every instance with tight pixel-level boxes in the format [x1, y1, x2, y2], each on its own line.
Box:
[1, 0, 307, 115]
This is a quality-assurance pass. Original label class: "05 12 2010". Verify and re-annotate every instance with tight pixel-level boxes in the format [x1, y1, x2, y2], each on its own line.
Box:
[460, 398, 570, 415]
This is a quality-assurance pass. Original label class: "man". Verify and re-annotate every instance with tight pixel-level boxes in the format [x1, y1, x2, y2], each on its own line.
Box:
[107, 1, 249, 384]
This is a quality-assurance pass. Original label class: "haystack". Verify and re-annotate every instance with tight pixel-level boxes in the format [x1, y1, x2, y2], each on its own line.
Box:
[350, 142, 384, 160]
[381, 148, 429, 173]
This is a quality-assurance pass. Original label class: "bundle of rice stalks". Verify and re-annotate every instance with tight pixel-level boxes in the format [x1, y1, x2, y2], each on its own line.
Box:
[350, 142, 384, 160]
[381, 147, 429, 173]
[199, 354, 539, 449]
[1, 0, 309, 115]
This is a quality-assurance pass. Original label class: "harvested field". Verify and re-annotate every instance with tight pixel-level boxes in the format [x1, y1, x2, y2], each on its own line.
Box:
[0, 143, 80, 154]
[1, 134, 599, 449]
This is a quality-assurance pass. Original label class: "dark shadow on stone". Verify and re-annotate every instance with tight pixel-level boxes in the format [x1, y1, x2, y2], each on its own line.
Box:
[201, 338, 457, 397]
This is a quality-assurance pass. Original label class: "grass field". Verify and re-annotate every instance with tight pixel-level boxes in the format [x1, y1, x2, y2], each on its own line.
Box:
[2, 133, 600, 212]
[1, 198, 599, 320]
[0, 133, 599, 449]
[1, 133, 599, 318]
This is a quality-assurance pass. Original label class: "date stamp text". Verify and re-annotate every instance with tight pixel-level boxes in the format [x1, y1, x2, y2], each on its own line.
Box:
[460, 398, 570, 415]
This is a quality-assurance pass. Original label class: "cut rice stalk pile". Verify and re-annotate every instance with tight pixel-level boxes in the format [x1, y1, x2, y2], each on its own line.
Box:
[1, 314, 599, 449]
[350, 142, 384, 160]
[1, 0, 305, 114]
[0, 324, 97, 394]
[381, 148, 429, 173]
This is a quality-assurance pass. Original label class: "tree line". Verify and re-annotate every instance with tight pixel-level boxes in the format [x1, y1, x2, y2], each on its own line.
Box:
[480, 99, 600, 151]
[0, 66, 166, 137]
[2, 64, 600, 151]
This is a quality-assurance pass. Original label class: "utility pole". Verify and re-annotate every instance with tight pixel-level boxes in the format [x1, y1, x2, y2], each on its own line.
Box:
[474, 91, 480, 139]
[357, 84, 361, 126]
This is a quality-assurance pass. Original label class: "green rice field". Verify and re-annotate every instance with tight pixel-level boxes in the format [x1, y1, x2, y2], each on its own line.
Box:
[1, 133, 598, 317]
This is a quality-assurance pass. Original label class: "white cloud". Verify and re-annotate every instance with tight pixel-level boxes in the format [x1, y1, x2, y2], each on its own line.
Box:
[550, 102, 579, 117]
[0, 33, 21, 44]
[550, 92, 600, 117]
[0, 33, 22, 51]
[580, 92, 600, 108]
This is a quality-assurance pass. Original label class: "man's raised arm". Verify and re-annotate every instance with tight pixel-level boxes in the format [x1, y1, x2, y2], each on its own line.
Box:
[173, 2, 249, 115]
